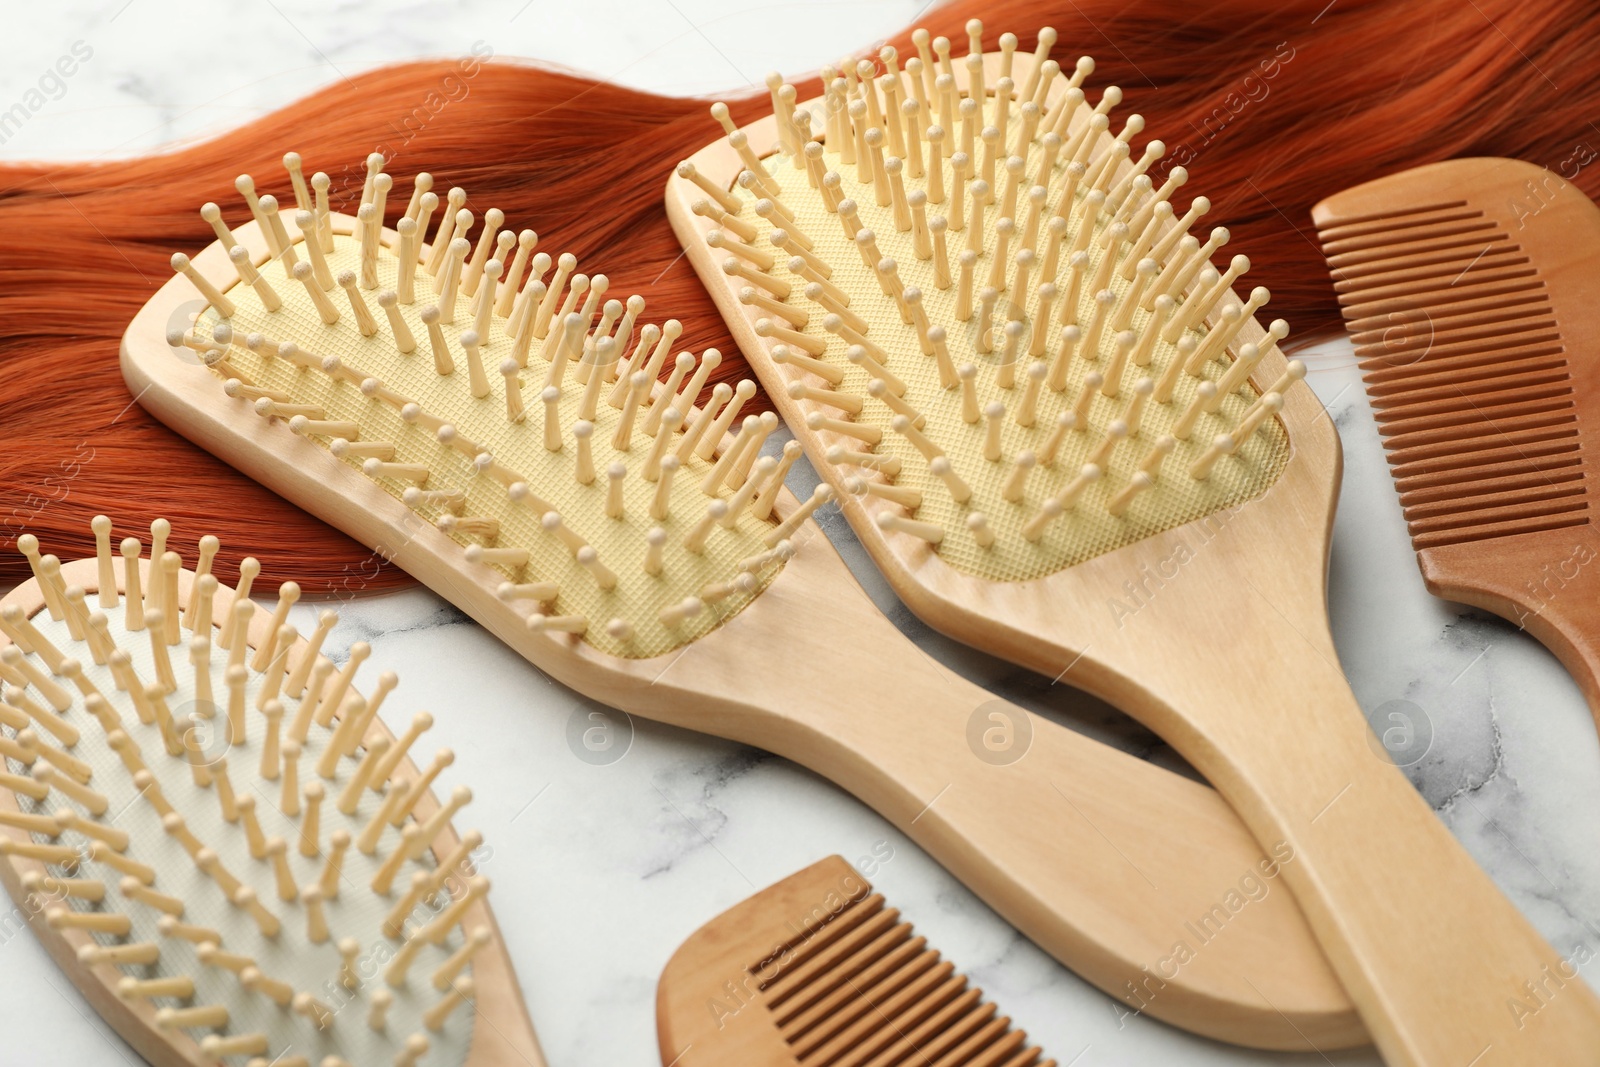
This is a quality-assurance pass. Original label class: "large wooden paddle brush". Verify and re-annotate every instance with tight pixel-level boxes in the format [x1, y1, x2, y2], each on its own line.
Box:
[665, 22, 1600, 1065]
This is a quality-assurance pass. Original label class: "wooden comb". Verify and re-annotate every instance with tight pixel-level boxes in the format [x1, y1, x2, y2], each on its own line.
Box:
[665, 23, 1600, 1065]
[657, 854, 1053, 1067]
[1312, 157, 1600, 725]
[0, 516, 542, 1067]
[119, 152, 1353, 1048]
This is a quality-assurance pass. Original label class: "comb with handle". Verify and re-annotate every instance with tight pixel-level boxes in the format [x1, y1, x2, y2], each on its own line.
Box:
[1, 515, 541, 1067]
[665, 23, 1600, 1064]
[119, 151, 1354, 1047]
[657, 854, 1054, 1067]
[1312, 156, 1600, 724]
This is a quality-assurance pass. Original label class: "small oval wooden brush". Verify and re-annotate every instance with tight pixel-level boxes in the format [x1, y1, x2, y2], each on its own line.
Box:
[1312, 156, 1600, 726]
[119, 150, 1353, 1046]
[0, 516, 542, 1067]
[657, 855, 1053, 1067]
[664, 22, 1600, 1065]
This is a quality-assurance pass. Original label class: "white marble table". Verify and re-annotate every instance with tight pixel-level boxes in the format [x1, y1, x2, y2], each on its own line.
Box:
[5, 4, 1600, 1064]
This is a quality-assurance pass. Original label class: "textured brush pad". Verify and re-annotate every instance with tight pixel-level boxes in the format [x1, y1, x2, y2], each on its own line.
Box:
[0, 521, 502, 1065]
[184, 158, 795, 660]
[678, 31, 1300, 581]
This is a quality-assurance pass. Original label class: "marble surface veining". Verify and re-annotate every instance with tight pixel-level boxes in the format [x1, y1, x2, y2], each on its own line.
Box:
[5, 3, 1600, 1065]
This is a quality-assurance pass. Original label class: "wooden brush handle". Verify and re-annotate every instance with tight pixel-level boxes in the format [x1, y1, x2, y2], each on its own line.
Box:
[623, 529, 1358, 1050]
[765, 658, 1353, 1045]
[1419, 531, 1600, 731]
[1133, 598, 1600, 1065]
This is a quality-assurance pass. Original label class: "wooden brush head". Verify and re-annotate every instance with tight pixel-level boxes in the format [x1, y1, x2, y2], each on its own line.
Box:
[665, 21, 1337, 689]
[1312, 158, 1600, 701]
[130, 155, 803, 663]
[674, 32, 1300, 582]
[657, 855, 1054, 1067]
[0, 517, 541, 1066]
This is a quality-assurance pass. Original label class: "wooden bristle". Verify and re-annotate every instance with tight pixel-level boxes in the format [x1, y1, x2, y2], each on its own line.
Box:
[681, 30, 1300, 580]
[170, 158, 803, 660]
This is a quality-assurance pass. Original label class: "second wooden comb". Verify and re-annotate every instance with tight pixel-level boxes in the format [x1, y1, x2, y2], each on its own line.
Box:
[1313, 157, 1600, 727]
[657, 855, 1054, 1067]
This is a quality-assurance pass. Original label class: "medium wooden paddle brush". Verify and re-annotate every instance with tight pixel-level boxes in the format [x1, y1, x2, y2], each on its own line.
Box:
[118, 151, 1353, 1047]
[0, 516, 541, 1067]
[657, 855, 1053, 1067]
[666, 22, 1600, 1065]
[1313, 157, 1600, 723]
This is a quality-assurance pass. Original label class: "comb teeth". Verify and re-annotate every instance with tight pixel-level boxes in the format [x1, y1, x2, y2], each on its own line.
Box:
[752, 888, 1052, 1067]
[1315, 190, 1587, 550]
[682, 32, 1307, 582]
[176, 153, 800, 659]
[1, 517, 504, 1065]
